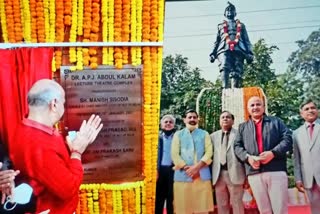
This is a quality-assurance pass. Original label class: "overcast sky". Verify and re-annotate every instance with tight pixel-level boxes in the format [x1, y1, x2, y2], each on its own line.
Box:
[163, 0, 320, 82]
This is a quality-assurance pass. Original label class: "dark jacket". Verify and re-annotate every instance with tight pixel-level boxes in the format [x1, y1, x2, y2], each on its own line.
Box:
[157, 132, 174, 171]
[234, 115, 292, 176]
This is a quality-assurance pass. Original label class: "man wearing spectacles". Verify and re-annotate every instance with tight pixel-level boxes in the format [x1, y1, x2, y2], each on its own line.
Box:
[155, 115, 176, 214]
[234, 96, 292, 214]
[211, 111, 245, 214]
[171, 109, 213, 214]
[293, 99, 320, 214]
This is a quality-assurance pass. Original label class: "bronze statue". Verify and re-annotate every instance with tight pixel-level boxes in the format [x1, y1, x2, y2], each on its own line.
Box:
[209, 2, 254, 88]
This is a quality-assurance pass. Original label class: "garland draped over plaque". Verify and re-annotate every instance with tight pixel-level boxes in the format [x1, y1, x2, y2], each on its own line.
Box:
[0, 0, 165, 213]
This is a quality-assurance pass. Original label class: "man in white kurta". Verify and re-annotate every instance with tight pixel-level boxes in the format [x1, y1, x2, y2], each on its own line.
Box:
[171, 109, 213, 214]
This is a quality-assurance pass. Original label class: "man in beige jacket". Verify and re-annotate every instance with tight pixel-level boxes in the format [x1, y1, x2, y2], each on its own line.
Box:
[211, 111, 245, 214]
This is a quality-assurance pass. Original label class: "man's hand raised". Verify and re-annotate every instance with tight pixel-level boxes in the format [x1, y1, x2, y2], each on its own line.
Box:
[67, 114, 103, 155]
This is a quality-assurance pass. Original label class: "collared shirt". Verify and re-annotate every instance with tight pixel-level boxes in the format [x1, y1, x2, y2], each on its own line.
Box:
[161, 133, 174, 166]
[254, 119, 263, 153]
[10, 118, 83, 213]
[22, 118, 59, 136]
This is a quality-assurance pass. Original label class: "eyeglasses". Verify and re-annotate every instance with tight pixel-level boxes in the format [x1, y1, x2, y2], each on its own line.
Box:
[164, 120, 173, 124]
[187, 116, 198, 119]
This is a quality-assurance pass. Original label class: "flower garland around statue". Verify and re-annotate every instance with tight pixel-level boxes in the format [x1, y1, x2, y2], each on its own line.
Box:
[223, 19, 241, 51]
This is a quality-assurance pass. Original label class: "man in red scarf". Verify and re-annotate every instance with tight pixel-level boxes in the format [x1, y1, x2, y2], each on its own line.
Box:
[10, 79, 103, 214]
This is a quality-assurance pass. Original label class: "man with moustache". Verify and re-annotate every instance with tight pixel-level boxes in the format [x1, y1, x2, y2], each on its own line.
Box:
[171, 109, 213, 214]
[211, 111, 245, 214]
[234, 96, 292, 214]
[293, 99, 320, 213]
[155, 115, 176, 214]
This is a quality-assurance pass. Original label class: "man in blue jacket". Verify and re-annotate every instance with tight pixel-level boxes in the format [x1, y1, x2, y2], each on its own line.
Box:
[155, 114, 176, 214]
[171, 109, 213, 214]
[234, 96, 292, 214]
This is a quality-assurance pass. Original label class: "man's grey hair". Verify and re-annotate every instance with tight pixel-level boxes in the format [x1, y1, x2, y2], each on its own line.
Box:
[160, 114, 176, 125]
[299, 99, 318, 110]
[27, 82, 63, 107]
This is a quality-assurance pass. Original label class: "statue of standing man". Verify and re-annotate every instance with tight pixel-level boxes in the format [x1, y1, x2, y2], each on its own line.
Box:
[209, 2, 254, 88]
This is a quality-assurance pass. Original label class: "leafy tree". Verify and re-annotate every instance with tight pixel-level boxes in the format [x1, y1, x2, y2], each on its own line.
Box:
[288, 29, 320, 81]
[161, 54, 213, 127]
[266, 72, 304, 130]
[243, 39, 278, 91]
[288, 28, 320, 106]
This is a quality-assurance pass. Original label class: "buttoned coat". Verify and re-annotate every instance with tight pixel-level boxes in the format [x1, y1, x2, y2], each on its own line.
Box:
[293, 122, 320, 189]
[211, 128, 245, 185]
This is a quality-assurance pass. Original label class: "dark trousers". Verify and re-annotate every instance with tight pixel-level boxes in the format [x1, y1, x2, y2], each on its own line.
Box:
[155, 166, 174, 214]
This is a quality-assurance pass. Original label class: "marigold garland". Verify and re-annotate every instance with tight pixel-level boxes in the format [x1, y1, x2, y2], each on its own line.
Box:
[122, 0, 130, 64]
[0, 0, 8, 42]
[136, 0, 142, 64]
[101, 0, 108, 65]
[13, 0, 23, 42]
[114, 0, 122, 68]
[107, 0, 114, 65]
[48, 0, 55, 42]
[36, 0, 45, 42]
[5, 0, 15, 42]
[43, 0, 50, 42]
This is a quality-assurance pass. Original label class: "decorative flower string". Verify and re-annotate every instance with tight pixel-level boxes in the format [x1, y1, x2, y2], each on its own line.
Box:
[93, 187, 100, 213]
[69, 0, 78, 66]
[101, 0, 108, 65]
[136, 0, 142, 64]
[43, 0, 50, 42]
[77, 0, 84, 71]
[122, 189, 129, 214]
[122, 0, 130, 64]
[158, 0, 164, 41]
[98, 187, 107, 213]
[48, 0, 55, 42]
[54, 0, 64, 69]
[150, 7, 161, 200]
[223, 19, 241, 51]
[13, 0, 23, 42]
[36, 0, 45, 42]
[89, 0, 100, 69]
[106, 190, 113, 213]
[130, 0, 137, 65]
[0, 0, 8, 42]
[140, 182, 145, 214]
[82, 0, 91, 66]
[5, 0, 15, 42]
[64, 0, 72, 26]
[128, 189, 136, 213]
[77, 0, 84, 36]
[107, 0, 114, 65]
[86, 188, 94, 213]
[114, 0, 122, 68]
[79, 188, 89, 214]
[29, 0, 37, 42]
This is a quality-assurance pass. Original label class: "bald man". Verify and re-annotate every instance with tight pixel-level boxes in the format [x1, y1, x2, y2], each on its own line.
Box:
[10, 79, 103, 214]
[234, 96, 292, 214]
